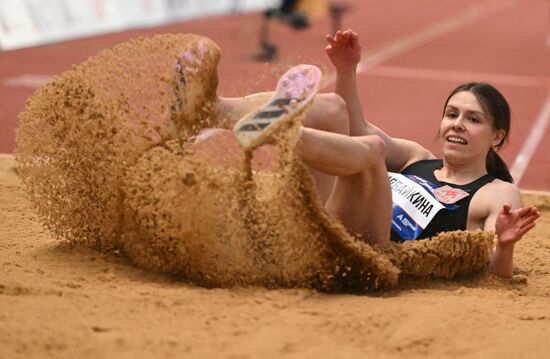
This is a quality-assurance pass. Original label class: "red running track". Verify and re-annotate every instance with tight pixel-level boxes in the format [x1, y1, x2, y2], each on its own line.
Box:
[1, 0, 549, 190]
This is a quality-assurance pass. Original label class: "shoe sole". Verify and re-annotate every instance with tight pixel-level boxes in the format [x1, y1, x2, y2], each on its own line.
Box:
[233, 64, 322, 149]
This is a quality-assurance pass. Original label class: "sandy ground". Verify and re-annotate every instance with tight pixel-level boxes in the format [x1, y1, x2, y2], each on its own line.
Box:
[1, 152, 550, 359]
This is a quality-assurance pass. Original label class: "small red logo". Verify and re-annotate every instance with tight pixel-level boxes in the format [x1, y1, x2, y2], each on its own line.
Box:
[434, 185, 469, 204]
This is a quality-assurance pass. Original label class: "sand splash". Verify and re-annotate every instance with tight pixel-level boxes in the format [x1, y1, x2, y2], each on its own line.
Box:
[15, 34, 493, 292]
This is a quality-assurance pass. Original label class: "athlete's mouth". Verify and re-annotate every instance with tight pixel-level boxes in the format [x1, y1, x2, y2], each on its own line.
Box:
[446, 135, 468, 145]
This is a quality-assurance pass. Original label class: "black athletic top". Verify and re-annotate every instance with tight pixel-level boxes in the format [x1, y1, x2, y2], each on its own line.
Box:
[390, 159, 495, 242]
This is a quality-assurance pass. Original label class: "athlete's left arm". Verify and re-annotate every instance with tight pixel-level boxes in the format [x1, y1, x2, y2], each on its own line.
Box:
[483, 183, 540, 277]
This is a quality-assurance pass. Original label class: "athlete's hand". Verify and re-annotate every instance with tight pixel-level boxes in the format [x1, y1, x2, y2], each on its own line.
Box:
[325, 29, 361, 71]
[495, 204, 540, 247]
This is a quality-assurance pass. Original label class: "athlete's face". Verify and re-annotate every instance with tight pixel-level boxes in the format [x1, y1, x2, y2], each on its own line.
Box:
[439, 91, 505, 163]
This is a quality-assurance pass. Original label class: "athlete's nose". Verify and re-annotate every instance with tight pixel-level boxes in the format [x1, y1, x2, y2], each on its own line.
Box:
[450, 115, 466, 131]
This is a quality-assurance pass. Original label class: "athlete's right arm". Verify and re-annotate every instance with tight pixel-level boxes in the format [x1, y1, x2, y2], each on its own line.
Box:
[365, 122, 435, 172]
[332, 66, 434, 172]
[326, 30, 434, 172]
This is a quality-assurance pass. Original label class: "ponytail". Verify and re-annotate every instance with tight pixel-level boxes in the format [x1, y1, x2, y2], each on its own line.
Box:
[486, 148, 513, 183]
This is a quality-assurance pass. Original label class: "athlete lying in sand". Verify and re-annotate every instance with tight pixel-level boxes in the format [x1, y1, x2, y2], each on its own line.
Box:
[313, 29, 541, 278]
[197, 30, 540, 279]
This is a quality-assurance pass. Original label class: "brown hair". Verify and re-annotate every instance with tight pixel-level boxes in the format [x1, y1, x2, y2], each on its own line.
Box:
[443, 82, 513, 183]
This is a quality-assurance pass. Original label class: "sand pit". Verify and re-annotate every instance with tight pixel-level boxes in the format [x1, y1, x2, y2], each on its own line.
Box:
[14, 34, 494, 292]
[2, 153, 550, 357]
[4, 34, 550, 357]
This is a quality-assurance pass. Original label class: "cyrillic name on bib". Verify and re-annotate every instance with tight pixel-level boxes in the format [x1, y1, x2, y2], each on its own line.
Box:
[388, 172, 458, 240]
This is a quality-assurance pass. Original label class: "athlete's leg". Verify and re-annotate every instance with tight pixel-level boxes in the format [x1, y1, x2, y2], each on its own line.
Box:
[213, 92, 273, 127]
[303, 93, 349, 133]
[213, 92, 348, 202]
[301, 93, 349, 201]
[215, 92, 348, 132]
[299, 128, 392, 245]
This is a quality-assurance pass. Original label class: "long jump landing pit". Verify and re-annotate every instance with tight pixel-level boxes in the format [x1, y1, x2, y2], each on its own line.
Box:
[3, 34, 550, 357]
[13, 34, 494, 289]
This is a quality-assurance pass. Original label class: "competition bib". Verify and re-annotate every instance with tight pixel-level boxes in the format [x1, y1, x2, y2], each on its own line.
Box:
[388, 172, 462, 241]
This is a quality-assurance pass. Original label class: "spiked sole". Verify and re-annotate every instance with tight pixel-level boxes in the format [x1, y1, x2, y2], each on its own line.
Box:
[233, 64, 322, 149]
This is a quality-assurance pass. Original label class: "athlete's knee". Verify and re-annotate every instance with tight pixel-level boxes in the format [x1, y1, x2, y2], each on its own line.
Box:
[357, 135, 386, 166]
[304, 93, 349, 134]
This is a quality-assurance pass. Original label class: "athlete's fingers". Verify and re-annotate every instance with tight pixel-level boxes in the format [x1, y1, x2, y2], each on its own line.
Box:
[518, 211, 540, 229]
[526, 205, 540, 216]
[501, 203, 512, 215]
[325, 34, 337, 46]
[521, 212, 541, 226]
[328, 33, 339, 46]
[517, 211, 539, 225]
[514, 205, 536, 218]
[342, 31, 351, 43]
[518, 222, 536, 237]
[525, 207, 541, 219]
[350, 32, 360, 48]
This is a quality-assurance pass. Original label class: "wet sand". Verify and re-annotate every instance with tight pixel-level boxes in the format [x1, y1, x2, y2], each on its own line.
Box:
[2, 153, 550, 358]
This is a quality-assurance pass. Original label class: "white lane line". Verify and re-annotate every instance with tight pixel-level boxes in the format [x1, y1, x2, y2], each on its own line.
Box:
[510, 92, 550, 184]
[363, 65, 550, 89]
[323, 0, 518, 87]
[3, 74, 53, 88]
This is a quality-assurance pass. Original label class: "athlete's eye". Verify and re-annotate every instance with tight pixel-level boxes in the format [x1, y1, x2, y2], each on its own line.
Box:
[445, 112, 457, 118]
[469, 117, 480, 123]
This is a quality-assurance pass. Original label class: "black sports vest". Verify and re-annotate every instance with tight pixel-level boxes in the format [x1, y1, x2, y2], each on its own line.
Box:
[390, 159, 495, 242]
